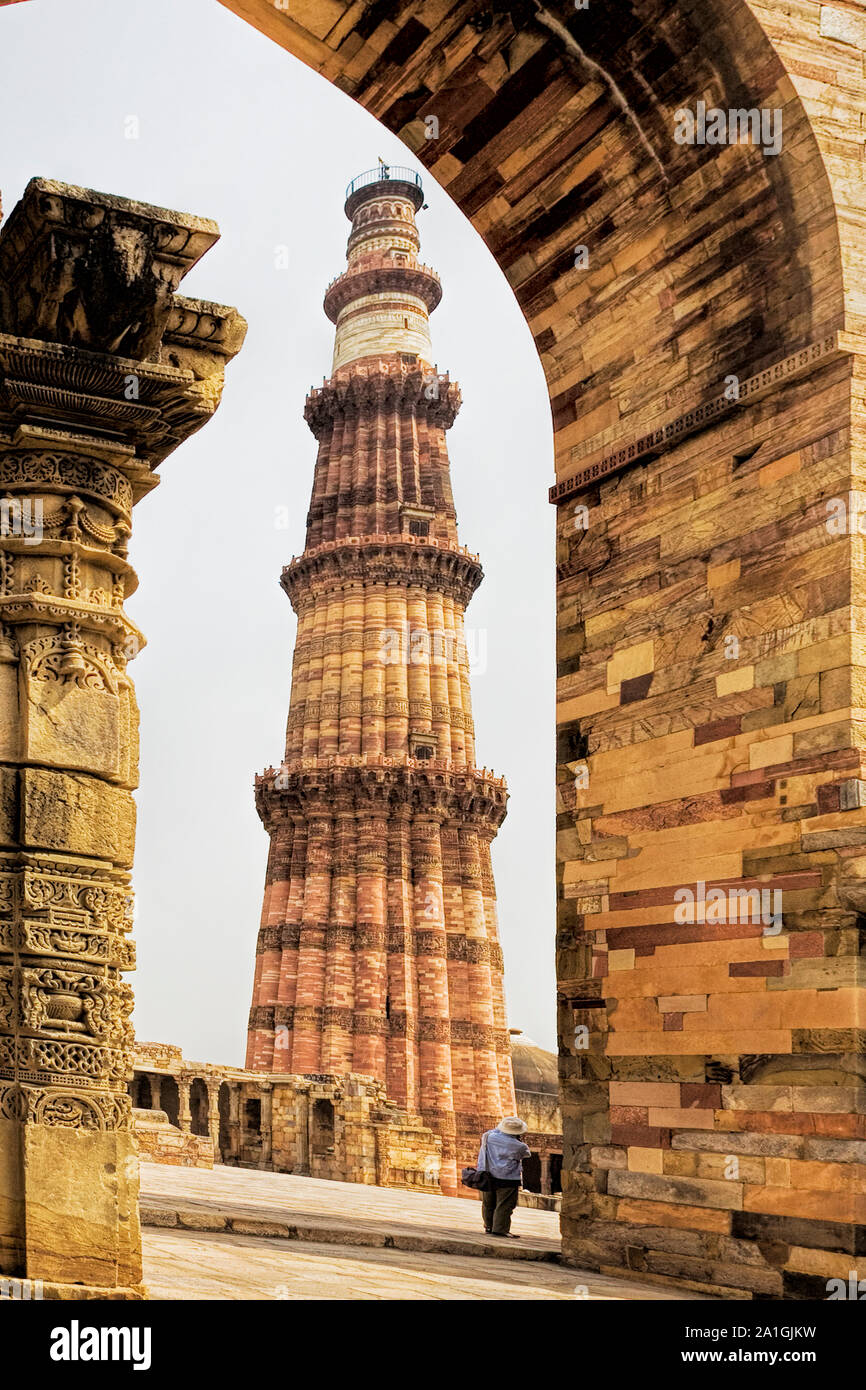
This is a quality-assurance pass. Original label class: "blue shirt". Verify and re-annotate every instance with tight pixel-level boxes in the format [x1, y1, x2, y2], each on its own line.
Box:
[478, 1128, 531, 1182]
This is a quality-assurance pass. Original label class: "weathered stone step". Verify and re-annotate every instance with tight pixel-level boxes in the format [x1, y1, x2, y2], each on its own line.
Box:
[140, 1202, 561, 1264]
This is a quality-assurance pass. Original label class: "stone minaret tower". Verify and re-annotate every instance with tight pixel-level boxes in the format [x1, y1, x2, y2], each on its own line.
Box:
[246, 165, 513, 1194]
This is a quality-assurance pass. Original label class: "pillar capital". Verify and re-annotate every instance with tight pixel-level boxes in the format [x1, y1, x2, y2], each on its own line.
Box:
[0, 176, 246, 473]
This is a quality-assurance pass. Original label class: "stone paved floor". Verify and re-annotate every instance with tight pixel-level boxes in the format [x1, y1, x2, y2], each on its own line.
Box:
[140, 1162, 559, 1253]
[140, 1163, 701, 1301]
[143, 1226, 695, 1300]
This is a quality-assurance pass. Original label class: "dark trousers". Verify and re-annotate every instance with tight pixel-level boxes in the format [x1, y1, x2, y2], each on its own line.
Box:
[482, 1179, 520, 1234]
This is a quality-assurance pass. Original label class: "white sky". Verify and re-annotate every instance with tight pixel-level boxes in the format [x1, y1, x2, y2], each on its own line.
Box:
[0, 0, 557, 1061]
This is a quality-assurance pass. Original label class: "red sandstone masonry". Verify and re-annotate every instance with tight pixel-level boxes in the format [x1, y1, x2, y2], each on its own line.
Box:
[246, 172, 514, 1195]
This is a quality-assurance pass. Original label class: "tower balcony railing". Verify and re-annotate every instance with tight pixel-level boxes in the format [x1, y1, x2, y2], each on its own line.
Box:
[346, 166, 422, 199]
[307, 361, 454, 394]
[324, 254, 441, 295]
[258, 753, 507, 790]
[285, 531, 481, 567]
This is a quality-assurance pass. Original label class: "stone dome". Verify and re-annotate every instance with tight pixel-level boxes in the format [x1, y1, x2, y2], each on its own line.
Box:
[510, 1032, 558, 1095]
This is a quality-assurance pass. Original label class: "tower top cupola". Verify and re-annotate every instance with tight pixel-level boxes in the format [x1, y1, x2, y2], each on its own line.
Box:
[325, 164, 442, 375]
[343, 163, 425, 219]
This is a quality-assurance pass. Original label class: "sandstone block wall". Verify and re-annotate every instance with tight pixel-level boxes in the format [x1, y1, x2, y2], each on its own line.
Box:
[556, 358, 863, 1297]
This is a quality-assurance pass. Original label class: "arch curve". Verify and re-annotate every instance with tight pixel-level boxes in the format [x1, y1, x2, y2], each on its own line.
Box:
[217, 0, 850, 490]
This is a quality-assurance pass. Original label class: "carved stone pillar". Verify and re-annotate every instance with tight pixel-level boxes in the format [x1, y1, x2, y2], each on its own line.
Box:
[228, 1084, 241, 1164]
[0, 177, 245, 1297]
[260, 1083, 273, 1168]
[177, 1080, 191, 1135]
[206, 1081, 220, 1159]
[540, 1153, 551, 1196]
[147, 1074, 161, 1111]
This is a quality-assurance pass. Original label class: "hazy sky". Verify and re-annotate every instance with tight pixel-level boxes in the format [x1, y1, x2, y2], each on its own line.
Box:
[0, 0, 557, 1060]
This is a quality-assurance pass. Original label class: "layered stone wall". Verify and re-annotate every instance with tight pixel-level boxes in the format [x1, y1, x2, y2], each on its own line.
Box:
[556, 347, 863, 1298]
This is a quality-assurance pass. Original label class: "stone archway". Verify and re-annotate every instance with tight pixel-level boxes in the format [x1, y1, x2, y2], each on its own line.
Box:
[1, 0, 862, 1298]
[210, 0, 863, 1298]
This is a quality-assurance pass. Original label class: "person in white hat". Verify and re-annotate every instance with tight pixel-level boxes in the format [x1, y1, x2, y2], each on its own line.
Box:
[476, 1116, 531, 1237]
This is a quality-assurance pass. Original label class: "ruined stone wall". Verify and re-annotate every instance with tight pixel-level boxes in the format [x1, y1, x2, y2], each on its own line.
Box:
[134, 1110, 214, 1169]
[268, 1075, 442, 1188]
[134, 1045, 441, 1191]
[372, 1116, 442, 1191]
[516, 1088, 561, 1143]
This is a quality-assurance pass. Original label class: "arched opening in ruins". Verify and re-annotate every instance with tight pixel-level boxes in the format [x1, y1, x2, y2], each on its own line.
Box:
[189, 1078, 210, 1138]
[218, 1083, 233, 1163]
[159, 1076, 181, 1129]
[129, 1074, 153, 1111]
[242, 1097, 263, 1165]
[522, 1152, 542, 1193]
[549, 1152, 563, 1196]
[311, 1099, 336, 1157]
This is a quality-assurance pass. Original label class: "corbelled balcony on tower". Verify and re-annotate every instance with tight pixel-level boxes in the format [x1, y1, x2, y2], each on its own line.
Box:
[246, 166, 514, 1195]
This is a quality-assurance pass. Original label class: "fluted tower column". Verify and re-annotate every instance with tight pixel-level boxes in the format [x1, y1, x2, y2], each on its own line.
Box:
[247, 166, 514, 1194]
